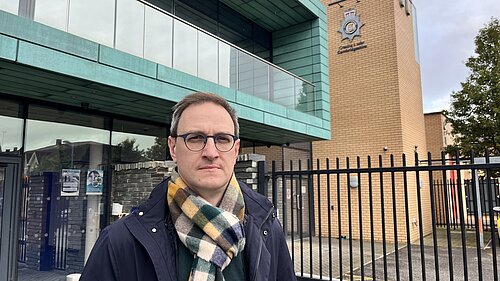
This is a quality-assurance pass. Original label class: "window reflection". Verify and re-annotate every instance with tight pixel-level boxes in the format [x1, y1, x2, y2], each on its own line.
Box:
[116, 0, 145, 57]
[0, 0, 19, 15]
[110, 119, 168, 224]
[144, 6, 173, 67]
[0, 100, 23, 155]
[272, 67, 295, 108]
[34, 0, 68, 31]
[238, 51, 269, 100]
[68, 0, 115, 47]
[111, 119, 168, 163]
[173, 20, 198, 76]
[198, 32, 218, 83]
[19, 106, 109, 280]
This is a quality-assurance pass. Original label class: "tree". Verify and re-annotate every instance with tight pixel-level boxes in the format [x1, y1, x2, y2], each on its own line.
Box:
[112, 138, 146, 163]
[145, 137, 169, 161]
[444, 17, 500, 156]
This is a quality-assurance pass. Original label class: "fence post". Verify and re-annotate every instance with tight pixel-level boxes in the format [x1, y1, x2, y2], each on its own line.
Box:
[257, 160, 267, 197]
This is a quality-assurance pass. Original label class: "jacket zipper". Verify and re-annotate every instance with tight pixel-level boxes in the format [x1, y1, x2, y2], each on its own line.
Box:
[251, 205, 274, 281]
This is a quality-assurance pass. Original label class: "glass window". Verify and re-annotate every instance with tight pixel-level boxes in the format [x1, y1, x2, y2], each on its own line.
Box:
[68, 0, 115, 47]
[0, 100, 23, 155]
[18, 106, 109, 280]
[295, 80, 315, 112]
[34, 0, 68, 31]
[111, 119, 168, 164]
[0, 166, 4, 246]
[175, 0, 217, 35]
[173, 19, 198, 76]
[218, 43, 238, 88]
[271, 66, 295, 108]
[116, 0, 145, 57]
[238, 51, 269, 100]
[144, 5, 173, 67]
[110, 119, 168, 222]
[198, 31, 218, 83]
[0, 0, 19, 15]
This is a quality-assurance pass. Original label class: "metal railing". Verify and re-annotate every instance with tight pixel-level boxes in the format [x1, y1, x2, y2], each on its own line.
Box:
[27, 0, 315, 113]
[268, 151, 500, 281]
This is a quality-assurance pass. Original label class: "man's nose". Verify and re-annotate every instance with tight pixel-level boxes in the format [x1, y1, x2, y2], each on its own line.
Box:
[202, 138, 219, 158]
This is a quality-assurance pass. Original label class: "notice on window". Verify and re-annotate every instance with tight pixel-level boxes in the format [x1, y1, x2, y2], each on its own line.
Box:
[86, 169, 104, 195]
[61, 169, 80, 197]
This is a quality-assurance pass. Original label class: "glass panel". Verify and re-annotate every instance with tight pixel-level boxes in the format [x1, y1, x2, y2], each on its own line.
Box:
[111, 119, 168, 164]
[173, 19, 197, 76]
[295, 79, 315, 113]
[18, 106, 109, 280]
[110, 120, 168, 222]
[271, 66, 295, 108]
[0, 0, 19, 15]
[0, 166, 5, 249]
[218, 42, 237, 88]
[115, 0, 144, 57]
[0, 100, 23, 155]
[238, 51, 269, 100]
[68, 0, 115, 47]
[144, 5, 173, 67]
[198, 32, 218, 83]
[34, 0, 68, 31]
[175, 0, 217, 35]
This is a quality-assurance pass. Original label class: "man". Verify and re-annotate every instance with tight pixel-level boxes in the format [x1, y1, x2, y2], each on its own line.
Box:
[81, 92, 296, 281]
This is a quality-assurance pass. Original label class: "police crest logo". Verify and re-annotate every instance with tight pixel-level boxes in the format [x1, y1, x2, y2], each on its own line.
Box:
[339, 8, 364, 41]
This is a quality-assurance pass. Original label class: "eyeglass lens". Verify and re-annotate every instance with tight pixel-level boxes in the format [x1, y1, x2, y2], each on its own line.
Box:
[183, 133, 235, 152]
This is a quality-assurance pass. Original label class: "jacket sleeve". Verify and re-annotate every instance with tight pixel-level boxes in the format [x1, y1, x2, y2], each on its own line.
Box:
[272, 218, 297, 281]
[80, 228, 120, 281]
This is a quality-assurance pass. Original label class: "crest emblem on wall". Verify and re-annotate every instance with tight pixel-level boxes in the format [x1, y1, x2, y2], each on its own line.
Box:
[338, 9, 364, 41]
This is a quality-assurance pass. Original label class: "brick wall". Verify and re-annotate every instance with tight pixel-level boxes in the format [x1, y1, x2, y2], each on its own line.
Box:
[310, 0, 431, 242]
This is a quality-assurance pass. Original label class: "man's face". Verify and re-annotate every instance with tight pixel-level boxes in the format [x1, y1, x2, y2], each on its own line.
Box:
[168, 102, 240, 194]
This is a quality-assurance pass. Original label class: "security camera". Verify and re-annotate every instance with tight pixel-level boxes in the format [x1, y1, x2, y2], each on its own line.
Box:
[383, 146, 388, 151]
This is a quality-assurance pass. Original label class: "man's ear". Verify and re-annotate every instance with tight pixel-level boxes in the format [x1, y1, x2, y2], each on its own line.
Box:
[233, 139, 240, 161]
[168, 136, 177, 163]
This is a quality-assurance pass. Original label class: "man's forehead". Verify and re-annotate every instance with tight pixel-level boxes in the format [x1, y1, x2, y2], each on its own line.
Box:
[177, 102, 234, 131]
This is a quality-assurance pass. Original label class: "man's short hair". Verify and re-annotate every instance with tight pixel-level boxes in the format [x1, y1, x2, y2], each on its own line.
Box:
[170, 92, 239, 137]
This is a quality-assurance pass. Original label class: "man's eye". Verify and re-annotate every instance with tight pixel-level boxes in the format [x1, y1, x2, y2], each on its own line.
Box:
[186, 134, 205, 142]
[215, 135, 232, 144]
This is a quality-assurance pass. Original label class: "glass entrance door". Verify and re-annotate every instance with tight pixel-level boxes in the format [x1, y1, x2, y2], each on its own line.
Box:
[0, 156, 21, 281]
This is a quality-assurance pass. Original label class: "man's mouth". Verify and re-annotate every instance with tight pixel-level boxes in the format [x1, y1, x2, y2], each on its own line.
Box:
[199, 165, 220, 170]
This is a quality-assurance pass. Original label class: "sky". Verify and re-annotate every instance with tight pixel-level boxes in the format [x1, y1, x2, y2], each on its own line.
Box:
[416, 0, 500, 113]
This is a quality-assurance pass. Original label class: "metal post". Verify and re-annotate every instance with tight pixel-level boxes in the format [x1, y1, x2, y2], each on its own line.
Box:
[257, 160, 267, 197]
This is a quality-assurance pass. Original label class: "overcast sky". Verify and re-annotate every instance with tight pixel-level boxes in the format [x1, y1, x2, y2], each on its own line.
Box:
[416, 0, 500, 113]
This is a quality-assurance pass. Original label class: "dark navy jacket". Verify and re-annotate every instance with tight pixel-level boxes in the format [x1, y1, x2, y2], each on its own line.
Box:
[80, 179, 296, 281]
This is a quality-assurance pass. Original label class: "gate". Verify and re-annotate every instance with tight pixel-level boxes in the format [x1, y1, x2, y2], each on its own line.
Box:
[18, 172, 70, 270]
[269, 151, 500, 281]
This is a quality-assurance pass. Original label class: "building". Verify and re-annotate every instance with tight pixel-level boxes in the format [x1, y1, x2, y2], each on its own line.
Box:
[312, 0, 430, 243]
[424, 111, 454, 158]
[0, 0, 330, 279]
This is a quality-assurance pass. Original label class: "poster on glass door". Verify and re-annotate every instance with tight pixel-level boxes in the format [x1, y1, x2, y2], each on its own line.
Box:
[61, 169, 80, 196]
[86, 169, 104, 195]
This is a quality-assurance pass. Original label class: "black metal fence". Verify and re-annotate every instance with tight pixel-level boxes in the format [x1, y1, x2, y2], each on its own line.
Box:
[268, 151, 500, 281]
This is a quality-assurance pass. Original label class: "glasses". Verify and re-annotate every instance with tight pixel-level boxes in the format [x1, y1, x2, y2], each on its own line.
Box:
[173, 133, 239, 152]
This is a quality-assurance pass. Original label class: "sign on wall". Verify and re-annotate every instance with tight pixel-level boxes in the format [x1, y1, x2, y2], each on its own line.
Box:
[337, 8, 367, 54]
[61, 169, 80, 196]
[86, 169, 104, 195]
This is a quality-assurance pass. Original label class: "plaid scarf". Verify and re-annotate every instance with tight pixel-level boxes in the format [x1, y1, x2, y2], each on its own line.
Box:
[167, 171, 246, 281]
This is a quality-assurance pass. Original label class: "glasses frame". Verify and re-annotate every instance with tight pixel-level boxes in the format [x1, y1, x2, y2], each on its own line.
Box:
[173, 133, 239, 152]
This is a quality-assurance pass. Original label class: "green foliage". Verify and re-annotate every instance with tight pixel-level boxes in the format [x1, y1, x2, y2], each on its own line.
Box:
[145, 137, 168, 161]
[112, 138, 146, 163]
[444, 17, 500, 156]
